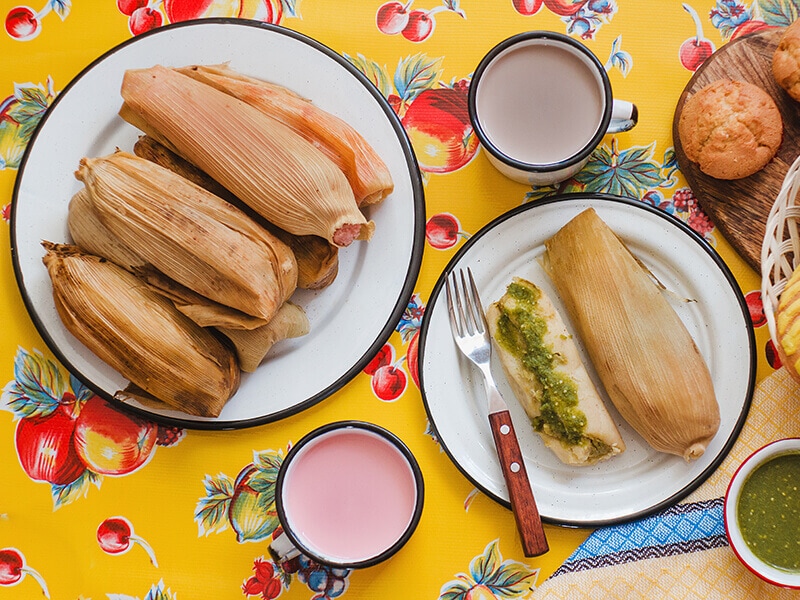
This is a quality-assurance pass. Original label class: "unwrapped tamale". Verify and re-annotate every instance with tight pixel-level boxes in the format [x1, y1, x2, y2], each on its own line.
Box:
[486, 277, 625, 465]
[542, 208, 719, 461]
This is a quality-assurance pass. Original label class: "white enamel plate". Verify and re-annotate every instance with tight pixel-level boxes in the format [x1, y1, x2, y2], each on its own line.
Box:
[420, 194, 755, 526]
[11, 20, 425, 429]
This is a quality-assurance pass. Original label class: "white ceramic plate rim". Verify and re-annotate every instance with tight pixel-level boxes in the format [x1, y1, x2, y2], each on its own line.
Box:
[420, 194, 755, 527]
[10, 19, 425, 429]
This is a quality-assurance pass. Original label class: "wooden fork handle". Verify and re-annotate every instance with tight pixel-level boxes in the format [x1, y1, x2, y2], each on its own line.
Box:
[488, 410, 549, 557]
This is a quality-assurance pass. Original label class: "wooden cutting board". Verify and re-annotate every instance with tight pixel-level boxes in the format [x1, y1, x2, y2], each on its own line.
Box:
[673, 27, 800, 273]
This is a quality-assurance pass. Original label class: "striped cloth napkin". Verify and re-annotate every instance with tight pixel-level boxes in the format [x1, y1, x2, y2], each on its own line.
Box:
[534, 368, 800, 599]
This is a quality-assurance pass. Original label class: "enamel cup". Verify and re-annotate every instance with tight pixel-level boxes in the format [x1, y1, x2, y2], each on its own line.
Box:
[468, 31, 638, 185]
[269, 421, 424, 570]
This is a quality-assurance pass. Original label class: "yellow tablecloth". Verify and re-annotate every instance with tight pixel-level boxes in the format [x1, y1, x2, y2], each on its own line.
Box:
[0, 0, 793, 598]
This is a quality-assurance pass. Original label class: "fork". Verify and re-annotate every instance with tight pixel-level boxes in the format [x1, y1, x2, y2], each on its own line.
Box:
[446, 267, 549, 557]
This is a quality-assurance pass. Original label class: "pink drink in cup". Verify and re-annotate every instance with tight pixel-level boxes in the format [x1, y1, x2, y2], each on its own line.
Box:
[271, 421, 424, 569]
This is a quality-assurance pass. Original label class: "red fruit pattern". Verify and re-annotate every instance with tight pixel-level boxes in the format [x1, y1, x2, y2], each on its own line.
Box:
[426, 212, 468, 250]
[365, 343, 408, 401]
[512, 0, 616, 39]
[680, 4, 715, 71]
[116, 0, 298, 35]
[97, 516, 159, 566]
[376, 0, 465, 43]
[0, 548, 49, 598]
[2, 348, 184, 508]
[242, 557, 284, 599]
[744, 290, 766, 329]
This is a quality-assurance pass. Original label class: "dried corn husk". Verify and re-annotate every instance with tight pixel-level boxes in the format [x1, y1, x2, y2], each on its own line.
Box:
[68, 188, 146, 270]
[218, 302, 310, 372]
[133, 135, 339, 289]
[68, 185, 270, 330]
[119, 65, 374, 247]
[42, 242, 239, 417]
[76, 151, 297, 323]
[177, 63, 394, 207]
[542, 208, 719, 461]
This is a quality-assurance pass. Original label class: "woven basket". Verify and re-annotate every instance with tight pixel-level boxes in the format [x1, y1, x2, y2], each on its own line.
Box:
[761, 154, 800, 348]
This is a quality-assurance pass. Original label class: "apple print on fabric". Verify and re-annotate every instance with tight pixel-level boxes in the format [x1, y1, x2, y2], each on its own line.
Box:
[116, 0, 300, 35]
[511, 0, 616, 40]
[195, 449, 352, 599]
[4, 0, 68, 41]
[376, 0, 465, 43]
[2, 347, 185, 509]
[438, 539, 539, 599]
[0, 548, 50, 599]
[346, 53, 478, 176]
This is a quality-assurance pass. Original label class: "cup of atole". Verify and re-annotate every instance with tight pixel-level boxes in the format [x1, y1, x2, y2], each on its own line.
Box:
[468, 31, 638, 186]
[724, 438, 800, 589]
[269, 421, 424, 570]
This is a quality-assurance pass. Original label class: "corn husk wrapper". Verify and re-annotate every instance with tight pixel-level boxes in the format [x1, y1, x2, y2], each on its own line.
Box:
[176, 63, 394, 207]
[542, 208, 719, 461]
[42, 242, 239, 417]
[133, 135, 339, 289]
[119, 65, 374, 247]
[76, 151, 297, 323]
[68, 182, 269, 330]
[218, 302, 310, 372]
[68, 188, 146, 270]
[486, 277, 625, 466]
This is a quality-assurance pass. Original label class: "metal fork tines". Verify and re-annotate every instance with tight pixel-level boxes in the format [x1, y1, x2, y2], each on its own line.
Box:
[445, 268, 506, 413]
[445, 267, 549, 557]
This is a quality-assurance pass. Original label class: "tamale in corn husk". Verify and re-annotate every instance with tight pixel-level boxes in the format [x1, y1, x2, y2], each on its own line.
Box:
[119, 65, 374, 247]
[76, 151, 297, 323]
[176, 63, 394, 207]
[542, 208, 719, 461]
[68, 188, 146, 270]
[218, 302, 310, 372]
[486, 277, 625, 465]
[68, 183, 270, 330]
[132, 135, 339, 289]
[42, 242, 239, 417]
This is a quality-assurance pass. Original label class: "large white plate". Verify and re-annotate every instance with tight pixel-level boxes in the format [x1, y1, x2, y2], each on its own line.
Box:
[10, 20, 425, 429]
[420, 195, 755, 526]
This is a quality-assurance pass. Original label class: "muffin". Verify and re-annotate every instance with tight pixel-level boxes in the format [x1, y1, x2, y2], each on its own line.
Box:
[773, 19, 800, 102]
[678, 79, 783, 180]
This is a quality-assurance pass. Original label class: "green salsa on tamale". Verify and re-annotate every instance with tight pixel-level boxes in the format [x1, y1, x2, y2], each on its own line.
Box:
[486, 277, 624, 465]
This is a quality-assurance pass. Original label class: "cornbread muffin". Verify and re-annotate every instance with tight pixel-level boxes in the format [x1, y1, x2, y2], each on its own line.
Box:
[678, 79, 783, 180]
[773, 19, 800, 102]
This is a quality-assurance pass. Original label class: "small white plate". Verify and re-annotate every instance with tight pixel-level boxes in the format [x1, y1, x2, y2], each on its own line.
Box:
[10, 20, 425, 429]
[420, 194, 755, 526]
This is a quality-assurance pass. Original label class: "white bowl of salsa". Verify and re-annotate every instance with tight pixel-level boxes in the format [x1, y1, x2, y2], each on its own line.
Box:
[724, 438, 800, 588]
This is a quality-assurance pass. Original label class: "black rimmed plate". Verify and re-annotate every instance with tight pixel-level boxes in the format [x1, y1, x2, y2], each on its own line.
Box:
[419, 194, 754, 527]
[10, 19, 425, 429]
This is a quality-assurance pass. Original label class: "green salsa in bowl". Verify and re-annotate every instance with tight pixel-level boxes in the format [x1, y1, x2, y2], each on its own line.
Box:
[725, 438, 800, 588]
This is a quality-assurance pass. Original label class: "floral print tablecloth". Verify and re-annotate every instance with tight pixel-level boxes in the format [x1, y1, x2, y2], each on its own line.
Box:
[0, 0, 794, 598]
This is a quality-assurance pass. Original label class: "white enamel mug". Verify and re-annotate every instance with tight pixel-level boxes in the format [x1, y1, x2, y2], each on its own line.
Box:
[269, 421, 424, 570]
[468, 31, 638, 186]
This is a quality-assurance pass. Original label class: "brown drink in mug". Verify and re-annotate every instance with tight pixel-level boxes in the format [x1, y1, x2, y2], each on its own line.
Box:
[469, 31, 637, 185]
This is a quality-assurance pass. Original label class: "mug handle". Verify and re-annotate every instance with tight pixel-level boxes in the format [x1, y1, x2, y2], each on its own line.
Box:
[268, 531, 302, 565]
[608, 99, 638, 133]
